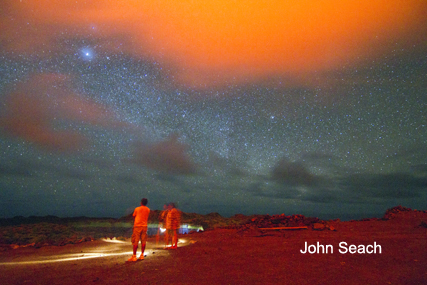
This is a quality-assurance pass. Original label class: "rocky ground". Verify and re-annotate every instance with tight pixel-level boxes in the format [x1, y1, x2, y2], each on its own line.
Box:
[0, 206, 426, 284]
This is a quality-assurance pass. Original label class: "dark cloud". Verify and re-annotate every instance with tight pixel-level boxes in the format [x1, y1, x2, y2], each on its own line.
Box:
[298, 151, 351, 177]
[248, 181, 300, 200]
[247, 178, 357, 205]
[299, 188, 345, 204]
[250, 160, 427, 204]
[271, 158, 320, 186]
[0, 157, 93, 181]
[410, 164, 427, 175]
[341, 173, 427, 199]
[0, 164, 32, 177]
[130, 134, 197, 175]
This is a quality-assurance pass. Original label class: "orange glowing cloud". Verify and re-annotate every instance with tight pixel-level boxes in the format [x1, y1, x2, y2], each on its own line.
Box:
[0, 74, 128, 152]
[1, 0, 426, 88]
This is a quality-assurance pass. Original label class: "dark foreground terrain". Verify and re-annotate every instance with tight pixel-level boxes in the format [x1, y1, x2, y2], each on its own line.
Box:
[0, 206, 426, 284]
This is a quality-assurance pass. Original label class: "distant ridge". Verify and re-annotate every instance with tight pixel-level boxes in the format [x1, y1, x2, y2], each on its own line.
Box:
[1, 205, 425, 227]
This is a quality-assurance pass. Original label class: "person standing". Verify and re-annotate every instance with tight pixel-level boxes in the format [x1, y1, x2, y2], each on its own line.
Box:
[165, 203, 181, 249]
[128, 198, 150, 262]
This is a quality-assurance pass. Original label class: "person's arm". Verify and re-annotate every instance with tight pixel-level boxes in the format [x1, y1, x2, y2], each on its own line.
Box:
[132, 209, 137, 224]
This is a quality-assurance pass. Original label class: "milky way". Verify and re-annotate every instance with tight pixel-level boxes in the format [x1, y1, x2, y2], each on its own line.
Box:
[0, 1, 426, 219]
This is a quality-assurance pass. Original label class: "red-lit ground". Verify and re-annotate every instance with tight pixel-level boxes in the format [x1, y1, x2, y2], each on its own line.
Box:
[0, 211, 426, 284]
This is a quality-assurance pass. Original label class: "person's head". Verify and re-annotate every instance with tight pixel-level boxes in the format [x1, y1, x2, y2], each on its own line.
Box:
[141, 198, 148, 206]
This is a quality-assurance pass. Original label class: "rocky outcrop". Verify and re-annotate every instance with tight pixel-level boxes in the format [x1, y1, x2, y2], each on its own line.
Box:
[382, 205, 427, 220]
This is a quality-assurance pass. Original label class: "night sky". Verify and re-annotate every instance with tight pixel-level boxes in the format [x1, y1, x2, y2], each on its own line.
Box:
[1, 1, 426, 220]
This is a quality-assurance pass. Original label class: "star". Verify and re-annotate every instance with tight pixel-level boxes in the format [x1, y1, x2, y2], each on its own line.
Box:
[79, 47, 95, 61]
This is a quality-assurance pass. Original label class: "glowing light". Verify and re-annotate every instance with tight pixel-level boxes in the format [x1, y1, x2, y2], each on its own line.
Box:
[79, 47, 95, 61]
[101, 238, 128, 243]
[0, 251, 136, 265]
[0, 238, 196, 266]
[3, 0, 424, 88]
[0, 240, 148, 265]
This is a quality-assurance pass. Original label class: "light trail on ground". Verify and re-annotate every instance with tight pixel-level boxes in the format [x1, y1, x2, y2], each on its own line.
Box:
[0, 251, 136, 265]
[0, 238, 190, 265]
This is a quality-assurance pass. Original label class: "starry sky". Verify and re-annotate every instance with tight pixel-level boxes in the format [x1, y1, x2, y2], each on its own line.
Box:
[1, 0, 426, 220]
